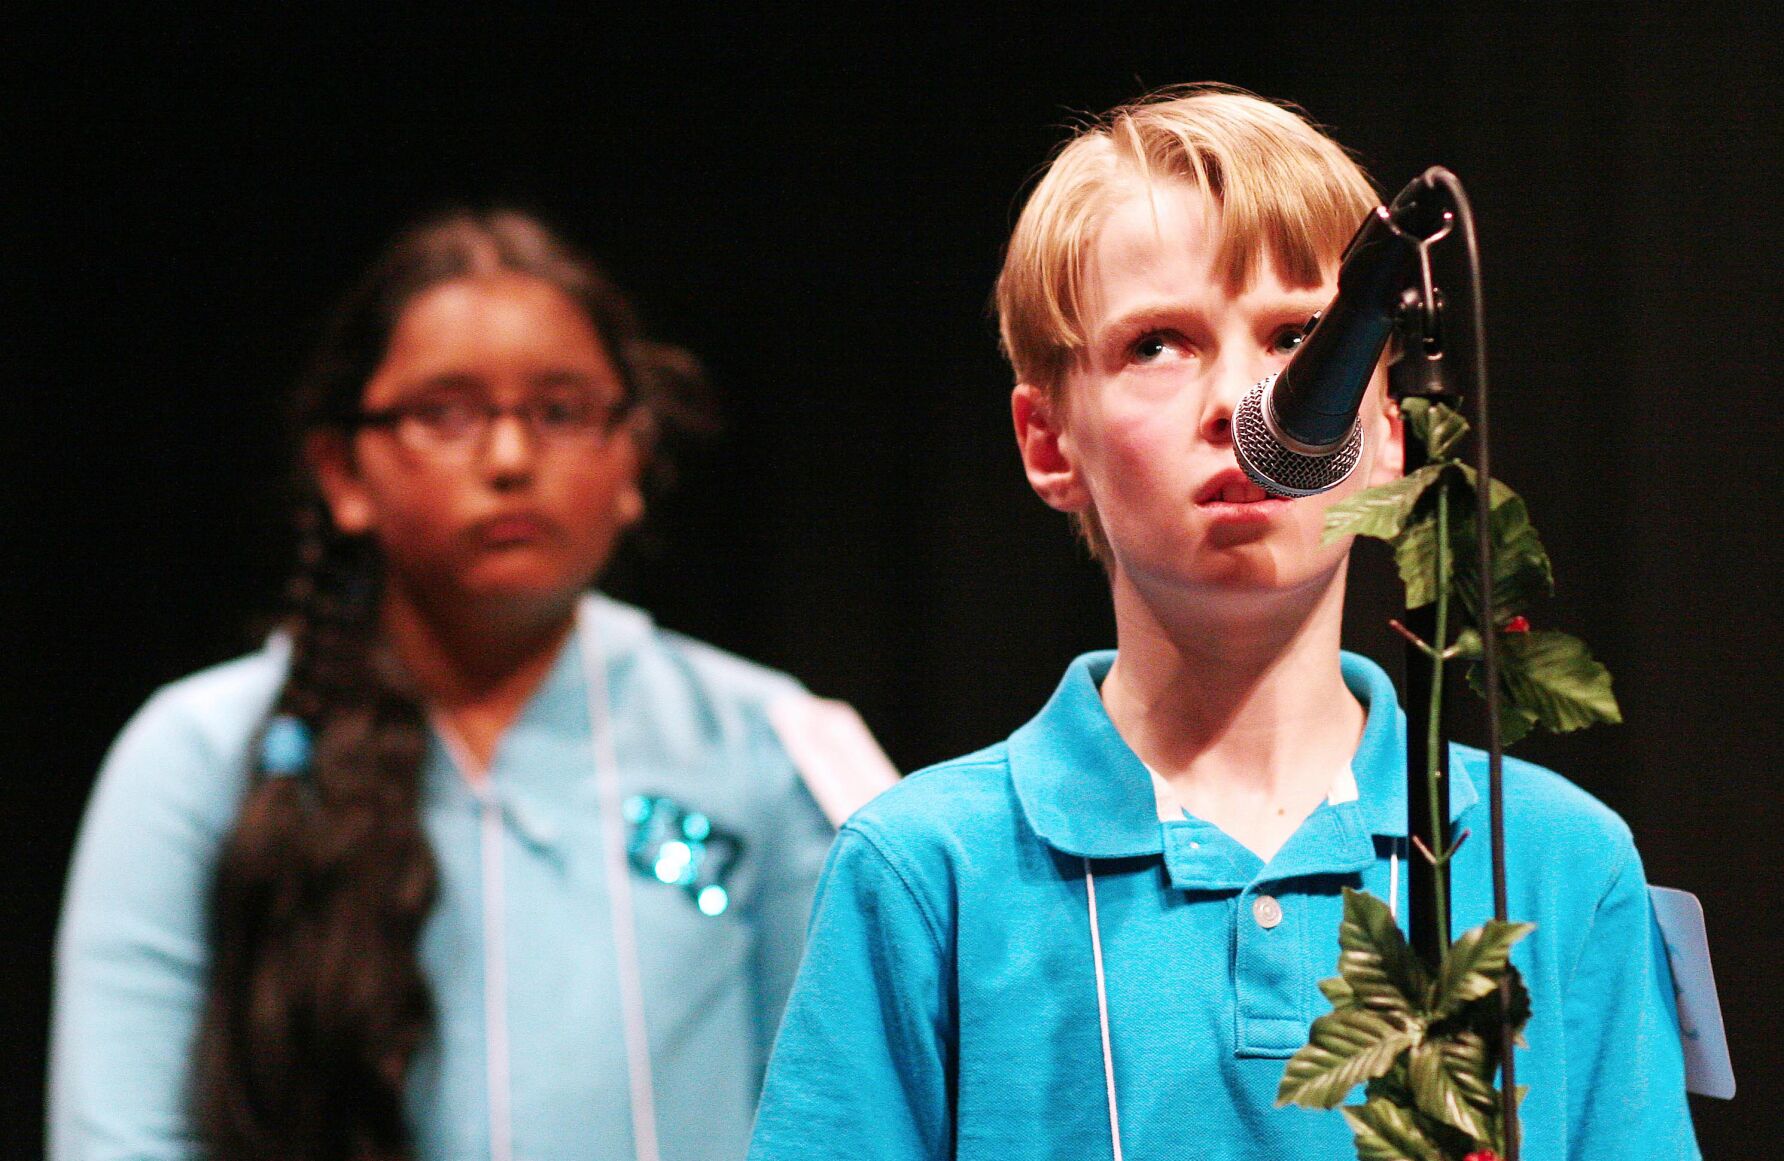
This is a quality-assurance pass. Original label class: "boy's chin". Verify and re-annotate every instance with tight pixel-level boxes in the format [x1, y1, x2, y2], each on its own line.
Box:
[1119, 539, 1348, 605]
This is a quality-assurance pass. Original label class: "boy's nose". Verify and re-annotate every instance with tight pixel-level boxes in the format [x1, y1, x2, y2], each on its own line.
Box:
[1201, 355, 1279, 446]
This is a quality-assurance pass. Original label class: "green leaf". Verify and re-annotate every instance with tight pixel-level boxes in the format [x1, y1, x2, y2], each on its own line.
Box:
[1365, 1060, 1415, 1109]
[1499, 630, 1622, 732]
[1462, 660, 1539, 746]
[1470, 634, 1541, 745]
[1393, 513, 1443, 610]
[1455, 462, 1517, 511]
[1401, 398, 1470, 460]
[1432, 919, 1537, 1020]
[1341, 1098, 1449, 1161]
[1321, 974, 1360, 1009]
[1451, 490, 1554, 624]
[1277, 1008, 1421, 1109]
[1337, 888, 1429, 1020]
[1324, 464, 1448, 544]
[1456, 964, 1534, 1048]
[1406, 1034, 1498, 1142]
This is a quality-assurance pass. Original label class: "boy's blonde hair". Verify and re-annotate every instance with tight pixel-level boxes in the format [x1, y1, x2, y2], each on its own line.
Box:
[994, 84, 1381, 556]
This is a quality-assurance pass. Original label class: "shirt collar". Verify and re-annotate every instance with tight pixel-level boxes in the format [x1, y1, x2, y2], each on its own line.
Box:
[1007, 649, 1478, 860]
[426, 590, 658, 801]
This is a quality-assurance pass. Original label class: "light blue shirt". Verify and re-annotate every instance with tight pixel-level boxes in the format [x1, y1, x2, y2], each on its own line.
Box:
[51, 594, 837, 1161]
[749, 650, 1699, 1161]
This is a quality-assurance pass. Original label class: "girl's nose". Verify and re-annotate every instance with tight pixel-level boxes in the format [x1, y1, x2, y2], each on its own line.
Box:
[481, 410, 541, 477]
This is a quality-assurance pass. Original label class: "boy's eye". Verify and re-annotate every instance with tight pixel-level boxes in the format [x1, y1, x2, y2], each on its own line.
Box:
[1271, 325, 1309, 355]
[1131, 333, 1178, 363]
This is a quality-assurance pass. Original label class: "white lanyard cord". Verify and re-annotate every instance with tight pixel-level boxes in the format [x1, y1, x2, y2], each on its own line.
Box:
[432, 722, 515, 1161]
[1083, 860, 1125, 1161]
[479, 793, 515, 1161]
[434, 599, 658, 1161]
[580, 603, 663, 1161]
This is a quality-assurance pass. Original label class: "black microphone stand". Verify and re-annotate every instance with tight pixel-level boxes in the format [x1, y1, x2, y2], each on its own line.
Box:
[1386, 169, 1521, 1161]
[1389, 275, 1458, 971]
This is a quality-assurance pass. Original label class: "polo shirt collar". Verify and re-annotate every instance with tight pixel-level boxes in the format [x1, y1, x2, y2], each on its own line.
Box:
[1007, 650, 1479, 861]
[1008, 652, 1160, 858]
[1342, 650, 1479, 838]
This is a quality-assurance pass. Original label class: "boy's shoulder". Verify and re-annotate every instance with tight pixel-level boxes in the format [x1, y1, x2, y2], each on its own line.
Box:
[1465, 746, 1633, 840]
[1452, 744, 1641, 889]
[843, 742, 1022, 853]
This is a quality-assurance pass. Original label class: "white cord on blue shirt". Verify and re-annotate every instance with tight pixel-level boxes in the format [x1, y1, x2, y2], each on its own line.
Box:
[435, 598, 661, 1161]
[582, 602, 664, 1161]
[432, 723, 516, 1161]
[478, 792, 515, 1161]
[1083, 861, 1125, 1161]
[1084, 839, 1404, 1161]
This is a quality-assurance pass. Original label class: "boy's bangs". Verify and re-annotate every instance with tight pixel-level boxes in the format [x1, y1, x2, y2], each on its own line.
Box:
[998, 88, 1380, 394]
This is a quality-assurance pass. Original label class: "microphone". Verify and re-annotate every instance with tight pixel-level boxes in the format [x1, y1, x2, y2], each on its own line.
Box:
[1233, 174, 1448, 497]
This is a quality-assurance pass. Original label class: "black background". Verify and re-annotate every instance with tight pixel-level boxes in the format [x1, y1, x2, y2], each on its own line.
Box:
[6, 5, 1778, 1157]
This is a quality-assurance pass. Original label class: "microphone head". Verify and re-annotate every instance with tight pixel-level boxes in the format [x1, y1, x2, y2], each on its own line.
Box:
[1233, 374, 1365, 498]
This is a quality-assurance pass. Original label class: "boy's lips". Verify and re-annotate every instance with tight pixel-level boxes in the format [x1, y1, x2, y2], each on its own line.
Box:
[1195, 469, 1284, 507]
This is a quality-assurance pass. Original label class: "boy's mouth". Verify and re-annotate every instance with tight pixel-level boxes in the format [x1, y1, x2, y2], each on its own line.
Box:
[1196, 470, 1280, 506]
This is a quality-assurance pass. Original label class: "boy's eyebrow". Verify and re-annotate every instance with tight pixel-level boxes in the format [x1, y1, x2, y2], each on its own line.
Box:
[1094, 289, 1333, 341]
[1094, 299, 1210, 339]
[1267, 291, 1336, 320]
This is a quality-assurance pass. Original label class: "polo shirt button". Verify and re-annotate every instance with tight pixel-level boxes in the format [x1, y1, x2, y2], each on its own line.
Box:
[1253, 894, 1284, 929]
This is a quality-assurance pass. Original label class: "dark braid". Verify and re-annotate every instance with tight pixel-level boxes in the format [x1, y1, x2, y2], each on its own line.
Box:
[197, 509, 433, 1161]
[192, 210, 711, 1161]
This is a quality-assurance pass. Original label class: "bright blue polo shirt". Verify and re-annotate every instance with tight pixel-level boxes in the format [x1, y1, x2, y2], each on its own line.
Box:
[749, 651, 1699, 1161]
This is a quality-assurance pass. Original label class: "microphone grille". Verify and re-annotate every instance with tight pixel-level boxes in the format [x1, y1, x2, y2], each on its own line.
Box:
[1233, 378, 1365, 498]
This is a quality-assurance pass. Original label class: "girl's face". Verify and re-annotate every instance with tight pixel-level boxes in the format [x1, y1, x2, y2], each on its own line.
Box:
[314, 271, 645, 622]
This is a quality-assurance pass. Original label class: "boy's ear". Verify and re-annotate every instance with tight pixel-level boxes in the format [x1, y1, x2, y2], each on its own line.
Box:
[1012, 383, 1091, 513]
[1367, 391, 1406, 485]
[306, 430, 376, 535]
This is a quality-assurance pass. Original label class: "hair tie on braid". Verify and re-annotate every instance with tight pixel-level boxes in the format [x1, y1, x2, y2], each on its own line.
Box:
[260, 715, 313, 777]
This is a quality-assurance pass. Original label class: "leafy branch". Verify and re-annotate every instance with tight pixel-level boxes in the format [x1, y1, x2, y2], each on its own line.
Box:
[1278, 890, 1533, 1159]
[1283, 399, 1621, 1160]
[1323, 399, 1620, 745]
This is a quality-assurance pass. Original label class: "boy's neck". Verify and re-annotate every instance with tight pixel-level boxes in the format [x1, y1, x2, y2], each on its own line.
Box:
[1100, 568, 1364, 861]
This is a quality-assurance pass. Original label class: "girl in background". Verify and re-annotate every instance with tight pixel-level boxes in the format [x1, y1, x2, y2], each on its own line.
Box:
[51, 210, 889, 1161]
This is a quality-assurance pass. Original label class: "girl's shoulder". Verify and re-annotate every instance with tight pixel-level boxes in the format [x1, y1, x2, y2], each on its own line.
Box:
[587, 592, 803, 712]
[76, 639, 291, 867]
[105, 639, 290, 783]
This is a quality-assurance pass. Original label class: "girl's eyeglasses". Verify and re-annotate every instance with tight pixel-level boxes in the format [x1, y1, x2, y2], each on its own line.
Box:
[353, 392, 634, 459]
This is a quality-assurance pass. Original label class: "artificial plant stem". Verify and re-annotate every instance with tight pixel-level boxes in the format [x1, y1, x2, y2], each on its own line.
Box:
[1427, 479, 1452, 962]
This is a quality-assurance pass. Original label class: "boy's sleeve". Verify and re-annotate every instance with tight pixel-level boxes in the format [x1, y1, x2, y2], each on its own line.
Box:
[48, 692, 239, 1161]
[746, 714, 842, 1066]
[1561, 836, 1701, 1160]
[748, 825, 956, 1161]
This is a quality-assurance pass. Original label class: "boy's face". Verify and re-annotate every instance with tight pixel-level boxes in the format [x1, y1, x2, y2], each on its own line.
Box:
[1013, 183, 1402, 609]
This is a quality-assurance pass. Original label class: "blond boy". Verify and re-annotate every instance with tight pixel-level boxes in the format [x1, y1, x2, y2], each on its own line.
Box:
[748, 87, 1697, 1161]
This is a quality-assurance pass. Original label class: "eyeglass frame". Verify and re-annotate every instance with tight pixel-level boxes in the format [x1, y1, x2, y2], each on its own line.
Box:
[347, 391, 638, 457]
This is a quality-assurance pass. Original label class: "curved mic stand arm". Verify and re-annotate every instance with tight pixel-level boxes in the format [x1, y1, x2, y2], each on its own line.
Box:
[1389, 166, 1520, 1161]
[1421, 165, 1520, 1161]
